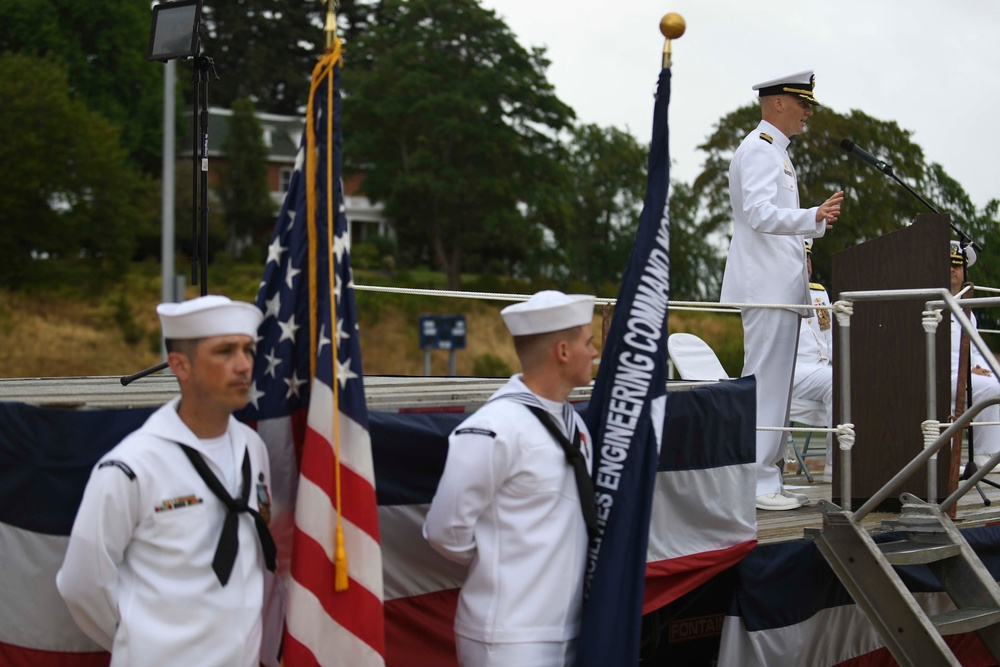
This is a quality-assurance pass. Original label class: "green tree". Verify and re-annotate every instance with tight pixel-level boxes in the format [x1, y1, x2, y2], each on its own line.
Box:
[218, 98, 275, 258]
[173, 161, 228, 267]
[667, 181, 727, 301]
[552, 124, 646, 293]
[343, 0, 574, 289]
[694, 103, 995, 289]
[200, 0, 322, 114]
[0, 0, 167, 175]
[198, 0, 382, 114]
[0, 53, 152, 287]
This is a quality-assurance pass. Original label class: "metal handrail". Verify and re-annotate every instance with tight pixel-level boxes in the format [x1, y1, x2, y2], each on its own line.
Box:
[853, 398, 1000, 520]
[834, 288, 1000, 520]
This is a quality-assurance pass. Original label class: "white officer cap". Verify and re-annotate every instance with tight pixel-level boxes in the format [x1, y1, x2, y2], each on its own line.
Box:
[157, 295, 263, 340]
[753, 69, 819, 106]
[500, 290, 595, 337]
[950, 241, 977, 268]
[805, 239, 813, 254]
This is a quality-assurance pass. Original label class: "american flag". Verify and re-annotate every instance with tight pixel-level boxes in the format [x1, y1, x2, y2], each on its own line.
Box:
[238, 41, 386, 666]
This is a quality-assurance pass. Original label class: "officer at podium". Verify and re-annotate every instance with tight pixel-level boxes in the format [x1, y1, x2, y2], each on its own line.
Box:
[720, 69, 844, 510]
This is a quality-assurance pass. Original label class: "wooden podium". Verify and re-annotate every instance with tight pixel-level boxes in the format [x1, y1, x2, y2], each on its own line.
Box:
[831, 214, 953, 511]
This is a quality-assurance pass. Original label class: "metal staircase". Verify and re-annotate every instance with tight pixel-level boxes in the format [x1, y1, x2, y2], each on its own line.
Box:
[804, 286, 1000, 665]
[807, 492, 1000, 666]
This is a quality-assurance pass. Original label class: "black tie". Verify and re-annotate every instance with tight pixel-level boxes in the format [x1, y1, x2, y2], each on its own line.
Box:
[178, 444, 277, 586]
[525, 405, 600, 541]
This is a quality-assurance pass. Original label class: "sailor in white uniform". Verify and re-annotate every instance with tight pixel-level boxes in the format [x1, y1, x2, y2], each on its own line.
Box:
[424, 291, 599, 667]
[719, 69, 844, 510]
[949, 242, 1000, 469]
[792, 241, 834, 472]
[57, 296, 279, 667]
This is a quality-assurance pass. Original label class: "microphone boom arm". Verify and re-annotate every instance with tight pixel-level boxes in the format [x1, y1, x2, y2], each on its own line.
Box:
[841, 138, 981, 253]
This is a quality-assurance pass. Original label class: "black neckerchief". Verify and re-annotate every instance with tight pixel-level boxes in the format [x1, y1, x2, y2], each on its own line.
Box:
[522, 404, 600, 541]
[178, 444, 277, 585]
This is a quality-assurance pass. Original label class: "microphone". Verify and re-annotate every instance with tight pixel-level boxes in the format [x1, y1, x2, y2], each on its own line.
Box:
[839, 139, 983, 253]
[840, 139, 892, 175]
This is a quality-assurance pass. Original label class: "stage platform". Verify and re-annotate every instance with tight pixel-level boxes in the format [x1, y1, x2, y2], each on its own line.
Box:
[647, 449, 1000, 666]
[3, 373, 998, 545]
[0, 373, 701, 411]
[4, 374, 1000, 665]
[755, 469, 1000, 545]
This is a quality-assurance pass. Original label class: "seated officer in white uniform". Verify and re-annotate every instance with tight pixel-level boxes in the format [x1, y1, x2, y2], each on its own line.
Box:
[792, 241, 834, 475]
[58, 295, 279, 667]
[949, 242, 1000, 469]
[424, 290, 599, 667]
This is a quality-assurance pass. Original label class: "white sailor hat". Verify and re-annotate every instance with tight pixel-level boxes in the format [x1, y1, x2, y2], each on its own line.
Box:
[500, 290, 595, 336]
[950, 240, 977, 268]
[157, 295, 263, 340]
[753, 69, 819, 106]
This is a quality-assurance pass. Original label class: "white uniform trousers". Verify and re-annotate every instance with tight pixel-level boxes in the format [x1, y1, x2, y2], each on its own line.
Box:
[455, 636, 576, 667]
[953, 372, 1000, 458]
[792, 365, 833, 464]
[742, 307, 800, 496]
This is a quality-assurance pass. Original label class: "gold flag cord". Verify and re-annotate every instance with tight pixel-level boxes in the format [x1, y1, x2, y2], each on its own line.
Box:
[305, 38, 350, 592]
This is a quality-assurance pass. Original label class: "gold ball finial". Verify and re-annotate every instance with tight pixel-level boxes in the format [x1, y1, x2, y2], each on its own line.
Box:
[659, 13, 686, 40]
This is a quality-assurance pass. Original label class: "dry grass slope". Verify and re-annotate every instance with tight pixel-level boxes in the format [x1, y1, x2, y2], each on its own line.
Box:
[0, 269, 744, 380]
[0, 291, 162, 378]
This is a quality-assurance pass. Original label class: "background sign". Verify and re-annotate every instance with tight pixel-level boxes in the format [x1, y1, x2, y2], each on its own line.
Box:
[419, 315, 467, 351]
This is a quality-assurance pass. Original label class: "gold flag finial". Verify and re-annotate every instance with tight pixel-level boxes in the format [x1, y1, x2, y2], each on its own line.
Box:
[660, 13, 686, 68]
[325, 0, 340, 50]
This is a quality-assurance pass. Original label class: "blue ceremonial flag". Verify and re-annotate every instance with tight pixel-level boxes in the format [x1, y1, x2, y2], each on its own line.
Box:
[577, 67, 673, 666]
[238, 41, 386, 666]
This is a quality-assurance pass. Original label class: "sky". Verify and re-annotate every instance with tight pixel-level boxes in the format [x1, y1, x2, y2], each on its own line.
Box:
[478, 0, 1000, 211]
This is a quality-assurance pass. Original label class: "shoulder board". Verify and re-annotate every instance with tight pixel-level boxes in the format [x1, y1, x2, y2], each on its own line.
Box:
[759, 132, 773, 144]
[809, 282, 826, 290]
[98, 459, 136, 480]
[454, 427, 497, 438]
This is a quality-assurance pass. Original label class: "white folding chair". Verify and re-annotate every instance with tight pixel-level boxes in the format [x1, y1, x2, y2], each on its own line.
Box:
[667, 333, 730, 381]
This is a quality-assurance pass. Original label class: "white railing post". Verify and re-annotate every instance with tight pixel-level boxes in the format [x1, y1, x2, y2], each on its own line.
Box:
[834, 300, 855, 509]
[921, 308, 944, 502]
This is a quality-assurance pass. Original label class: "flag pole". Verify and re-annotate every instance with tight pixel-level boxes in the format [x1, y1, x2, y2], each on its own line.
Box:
[248, 1, 384, 657]
[576, 14, 686, 666]
[660, 12, 686, 68]
[321, 0, 351, 593]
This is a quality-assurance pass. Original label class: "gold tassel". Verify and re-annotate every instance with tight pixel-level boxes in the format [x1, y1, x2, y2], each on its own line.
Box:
[334, 524, 349, 591]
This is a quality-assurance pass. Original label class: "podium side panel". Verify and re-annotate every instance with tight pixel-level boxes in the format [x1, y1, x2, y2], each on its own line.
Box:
[831, 214, 952, 510]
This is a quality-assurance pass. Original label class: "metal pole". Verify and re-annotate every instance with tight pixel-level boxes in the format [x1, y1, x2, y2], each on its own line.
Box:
[198, 62, 210, 295]
[160, 59, 176, 359]
[924, 311, 938, 502]
[836, 307, 853, 510]
[424, 350, 431, 376]
[448, 350, 456, 377]
[191, 60, 199, 287]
